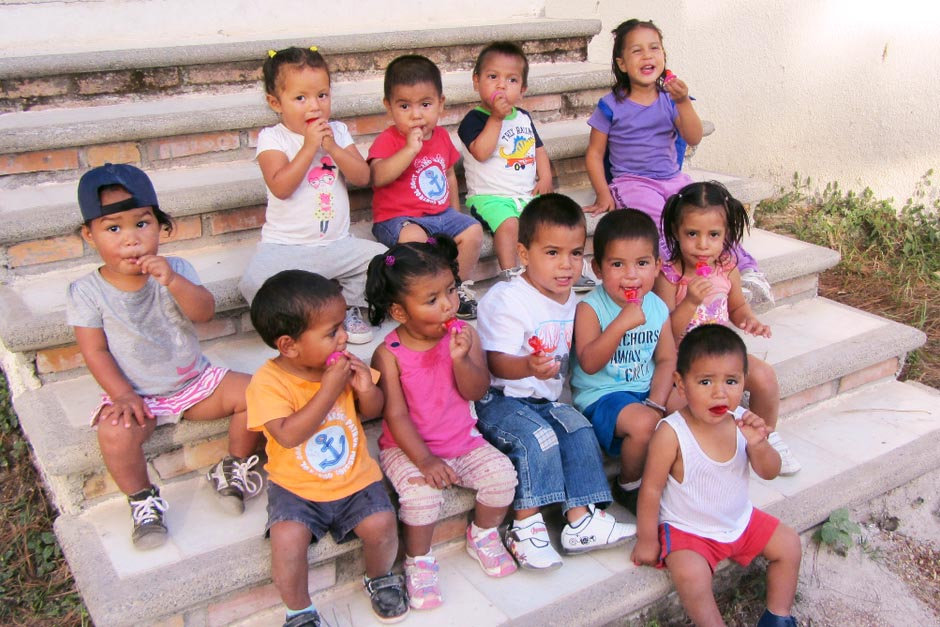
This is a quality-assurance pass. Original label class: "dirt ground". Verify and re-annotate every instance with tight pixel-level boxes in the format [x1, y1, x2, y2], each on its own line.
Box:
[792, 466, 940, 626]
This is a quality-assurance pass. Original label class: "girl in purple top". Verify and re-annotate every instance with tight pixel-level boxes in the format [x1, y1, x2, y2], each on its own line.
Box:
[585, 19, 772, 303]
[366, 235, 518, 610]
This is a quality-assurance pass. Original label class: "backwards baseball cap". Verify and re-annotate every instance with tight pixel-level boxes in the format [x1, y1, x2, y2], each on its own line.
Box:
[77, 163, 160, 222]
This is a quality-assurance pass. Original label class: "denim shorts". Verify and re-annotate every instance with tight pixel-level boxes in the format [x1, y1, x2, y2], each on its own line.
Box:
[583, 390, 649, 456]
[371, 207, 479, 247]
[473, 387, 611, 512]
[265, 480, 393, 543]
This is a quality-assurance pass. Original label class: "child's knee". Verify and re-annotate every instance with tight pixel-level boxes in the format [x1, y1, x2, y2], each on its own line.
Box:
[457, 222, 484, 246]
[397, 483, 445, 526]
[97, 419, 148, 452]
[769, 523, 802, 564]
[356, 510, 399, 547]
[495, 218, 519, 239]
[748, 359, 779, 394]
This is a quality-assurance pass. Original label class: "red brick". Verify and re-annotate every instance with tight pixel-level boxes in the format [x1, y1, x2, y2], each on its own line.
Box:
[183, 62, 262, 86]
[521, 93, 563, 112]
[140, 68, 181, 90]
[208, 205, 266, 234]
[7, 234, 84, 267]
[147, 131, 241, 161]
[2, 76, 71, 99]
[36, 344, 84, 374]
[247, 128, 261, 148]
[0, 148, 79, 175]
[565, 88, 609, 110]
[839, 358, 899, 393]
[76, 70, 134, 95]
[86, 142, 140, 167]
[345, 113, 390, 136]
[160, 215, 202, 242]
[82, 471, 120, 500]
[432, 514, 470, 546]
[779, 381, 837, 417]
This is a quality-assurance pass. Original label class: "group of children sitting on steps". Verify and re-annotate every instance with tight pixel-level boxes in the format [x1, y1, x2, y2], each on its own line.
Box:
[66, 19, 802, 627]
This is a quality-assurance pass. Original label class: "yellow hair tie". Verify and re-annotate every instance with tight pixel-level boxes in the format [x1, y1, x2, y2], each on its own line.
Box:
[310, 46, 318, 52]
[267, 49, 277, 58]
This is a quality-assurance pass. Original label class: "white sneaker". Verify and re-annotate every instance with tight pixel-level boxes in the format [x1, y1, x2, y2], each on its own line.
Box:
[560, 505, 636, 554]
[344, 307, 373, 344]
[768, 432, 801, 475]
[506, 514, 563, 570]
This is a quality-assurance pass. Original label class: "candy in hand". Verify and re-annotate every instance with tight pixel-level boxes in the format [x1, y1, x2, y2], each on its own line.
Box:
[326, 351, 345, 366]
[444, 318, 465, 333]
[622, 287, 640, 304]
[695, 260, 713, 277]
[663, 69, 677, 84]
[528, 336, 545, 354]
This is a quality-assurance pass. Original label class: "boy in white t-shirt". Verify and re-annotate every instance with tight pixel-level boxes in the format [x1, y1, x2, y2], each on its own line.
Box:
[474, 193, 635, 571]
[238, 47, 385, 344]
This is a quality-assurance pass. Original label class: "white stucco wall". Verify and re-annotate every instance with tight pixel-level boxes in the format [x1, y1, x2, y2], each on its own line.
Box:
[548, 0, 940, 202]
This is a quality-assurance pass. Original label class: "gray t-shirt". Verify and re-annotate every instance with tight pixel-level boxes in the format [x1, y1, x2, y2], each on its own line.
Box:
[66, 256, 210, 397]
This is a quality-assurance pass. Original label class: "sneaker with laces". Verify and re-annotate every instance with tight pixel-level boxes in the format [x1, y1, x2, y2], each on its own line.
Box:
[498, 266, 525, 281]
[740, 269, 775, 306]
[363, 572, 409, 623]
[456, 280, 477, 320]
[506, 514, 563, 570]
[344, 306, 374, 344]
[573, 274, 596, 293]
[128, 486, 169, 550]
[560, 504, 636, 554]
[283, 610, 321, 627]
[466, 525, 517, 577]
[403, 555, 442, 609]
[767, 432, 801, 475]
[206, 454, 264, 514]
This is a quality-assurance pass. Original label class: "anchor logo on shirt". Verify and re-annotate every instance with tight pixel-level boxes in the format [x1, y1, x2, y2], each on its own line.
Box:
[314, 432, 347, 469]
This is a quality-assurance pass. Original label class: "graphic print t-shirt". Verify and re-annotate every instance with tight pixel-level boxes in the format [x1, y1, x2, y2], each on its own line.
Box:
[457, 107, 544, 197]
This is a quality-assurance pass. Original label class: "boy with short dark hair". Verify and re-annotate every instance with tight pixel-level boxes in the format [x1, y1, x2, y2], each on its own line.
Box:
[632, 324, 801, 627]
[571, 210, 679, 513]
[247, 270, 407, 626]
[368, 54, 483, 319]
[473, 193, 636, 571]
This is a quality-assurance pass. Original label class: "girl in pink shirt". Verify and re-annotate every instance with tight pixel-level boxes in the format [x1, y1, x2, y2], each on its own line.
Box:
[366, 235, 518, 610]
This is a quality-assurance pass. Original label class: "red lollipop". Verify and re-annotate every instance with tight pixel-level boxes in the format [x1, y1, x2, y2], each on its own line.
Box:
[622, 287, 640, 304]
[444, 318, 465, 333]
[695, 261, 712, 277]
[326, 351, 345, 366]
[528, 336, 545, 354]
[663, 69, 677, 84]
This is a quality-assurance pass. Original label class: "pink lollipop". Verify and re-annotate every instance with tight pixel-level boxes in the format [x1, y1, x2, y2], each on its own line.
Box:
[444, 318, 465, 333]
[490, 90, 505, 105]
[326, 351, 345, 366]
[663, 69, 677, 84]
[695, 261, 713, 277]
[622, 287, 640, 304]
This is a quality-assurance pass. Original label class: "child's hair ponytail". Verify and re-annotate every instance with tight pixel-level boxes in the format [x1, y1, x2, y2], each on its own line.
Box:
[365, 234, 459, 326]
[610, 19, 666, 100]
[661, 181, 750, 267]
[262, 46, 330, 96]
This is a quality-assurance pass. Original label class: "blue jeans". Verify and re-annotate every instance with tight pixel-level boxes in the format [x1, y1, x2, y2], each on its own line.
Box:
[474, 388, 612, 512]
[371, 207, 479, 247]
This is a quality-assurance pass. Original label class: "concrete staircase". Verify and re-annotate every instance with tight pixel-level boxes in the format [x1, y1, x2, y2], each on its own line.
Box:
[0, 16, 936, 627]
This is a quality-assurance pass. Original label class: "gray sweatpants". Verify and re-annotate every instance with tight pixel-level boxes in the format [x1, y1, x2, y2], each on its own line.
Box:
[238, 236, 387, 307]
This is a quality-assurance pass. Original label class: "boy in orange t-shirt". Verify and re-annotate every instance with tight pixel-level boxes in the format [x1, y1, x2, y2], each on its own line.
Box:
[246, 270, 407, 626]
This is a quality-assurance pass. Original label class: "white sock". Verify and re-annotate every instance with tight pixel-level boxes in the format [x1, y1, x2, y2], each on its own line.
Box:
[619, 478, 642, 492]
[470, 521, 496, 538]
[406, 550, 434, 564]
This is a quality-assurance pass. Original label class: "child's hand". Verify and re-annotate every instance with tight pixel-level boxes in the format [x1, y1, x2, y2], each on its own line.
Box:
[531, 174, 554, 197]
[303, 118, 333, 151]
[585, 193, 616, 215]
[735, 409, 771, 446]
[345, 353, 376, 394]
[527, 352, 561, 380]
[663, 76, 690, 103]
[414, 454, 458, 490]
[685, 275, 714, 306]
[137, 255, 175, 287]
[321, 352, 352, 394]
[99, 391, 154, 428]
[631, 537, 661, 567]
[405, 127, 424, 153]
[448, 323, 473, 361]
[489, 92, 513, 120]
[738, 315, 771, 338]
[618, 299, 646, 329]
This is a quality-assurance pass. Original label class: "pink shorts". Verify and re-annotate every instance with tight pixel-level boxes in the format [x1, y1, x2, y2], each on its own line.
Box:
[89, 365, 229, 427]
[657, 507, 779, 572]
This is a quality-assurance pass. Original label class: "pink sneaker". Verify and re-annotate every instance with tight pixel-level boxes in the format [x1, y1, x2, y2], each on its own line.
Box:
[466, 526, 518, 577]
[404, 556, 442, 610]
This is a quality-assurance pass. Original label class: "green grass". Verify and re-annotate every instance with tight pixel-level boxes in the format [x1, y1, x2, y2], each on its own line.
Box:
[0, 373, 89, 626]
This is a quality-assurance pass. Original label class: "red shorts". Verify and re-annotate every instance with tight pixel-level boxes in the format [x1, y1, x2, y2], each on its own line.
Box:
[657, 507, 779, 572]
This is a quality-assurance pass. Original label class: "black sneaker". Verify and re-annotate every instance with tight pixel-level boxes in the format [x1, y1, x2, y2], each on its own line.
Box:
[363, 572, 409, 623]
[206, 454, 264, 515]
[283, 610, 322, 627]
[456, 280, 477, 320]
[611, 480, 639, 516]
[128, 486, 169, 550]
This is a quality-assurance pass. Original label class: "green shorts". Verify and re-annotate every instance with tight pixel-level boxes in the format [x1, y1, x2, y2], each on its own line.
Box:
[466, 194, 535, 232]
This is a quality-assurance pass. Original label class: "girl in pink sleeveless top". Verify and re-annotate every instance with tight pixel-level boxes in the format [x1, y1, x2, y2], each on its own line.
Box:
[366, 236, 518, 610]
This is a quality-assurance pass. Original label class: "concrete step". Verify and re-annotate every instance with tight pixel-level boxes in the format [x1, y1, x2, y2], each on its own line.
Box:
[0, 171, 814, 359]
[17, 292, 923, 517]
[55, 377, 940, 626]
[0, 60, 610, 187]
[0, 18, 601, 111]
